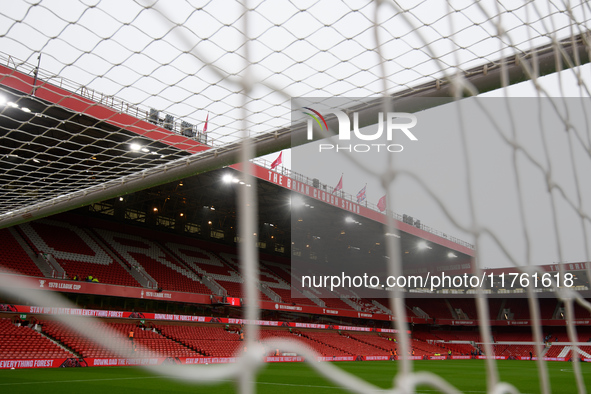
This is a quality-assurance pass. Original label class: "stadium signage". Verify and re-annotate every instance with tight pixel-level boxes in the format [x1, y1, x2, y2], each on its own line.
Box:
[38, 280, 82, 291]
[265, 171, 361, 214]
[506, 320, 530, 325]
[144, 290, 172, 299]
[274, 303, 303, 311]
[520, 357, 567, 362]
[317, 356, 356, 362]
[336, 325, 372, 332]
[29, 306, 124, 318]
[451, 320, 475, 326]
[293, 323, 328, 329]
[184, 357, 236, 364]
[365, 356, 390, 361]
[90, 358, 160, 367]
[303, 107, 417, 153]
[153, 314, 207, 322]
[0, 359, 58, 369]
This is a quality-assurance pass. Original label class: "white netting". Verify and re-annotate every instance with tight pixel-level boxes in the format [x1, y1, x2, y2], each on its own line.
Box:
[1, 1, 591, 393]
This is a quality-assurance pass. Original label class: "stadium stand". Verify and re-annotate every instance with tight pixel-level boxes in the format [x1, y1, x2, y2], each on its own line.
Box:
[356, 299, 384, 314]
[345, 332, 398, 354]
[0, 228, 43, 277]
[42, 321, 199, 358]
[19, 220, 141, 287]
[406, 299, 452, 319]
[492, 344, 535, 358]
[448, 299, 478, 320]
[93, 229, 212, 294]
[158, 325, 242, 357]
[571, 301, 591, 318]
[502, 299, 530, 320]
[5, 215, 591, 367]
[539, 300, 558, 319]
[297, 330, 353, 357]
[0, 318, 73, 360]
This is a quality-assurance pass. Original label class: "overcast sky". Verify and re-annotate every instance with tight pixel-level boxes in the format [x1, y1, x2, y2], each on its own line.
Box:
[292, 96, 591, 269]
[2, 1, 591, 268]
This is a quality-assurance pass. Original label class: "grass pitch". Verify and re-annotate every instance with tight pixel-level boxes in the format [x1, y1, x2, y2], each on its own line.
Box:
[0, 360, 589, 393]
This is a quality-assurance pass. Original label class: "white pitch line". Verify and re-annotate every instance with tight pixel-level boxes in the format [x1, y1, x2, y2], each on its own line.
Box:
[0, 376, 165, 386]
[0, 375, 528, 393]
[0, 376, 345, 390]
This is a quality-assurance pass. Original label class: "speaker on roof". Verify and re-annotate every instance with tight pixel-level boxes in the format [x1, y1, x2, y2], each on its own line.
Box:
[181, 121, 195, 137]
[164, 114, 174, 131]
[148, 108, 159, 124]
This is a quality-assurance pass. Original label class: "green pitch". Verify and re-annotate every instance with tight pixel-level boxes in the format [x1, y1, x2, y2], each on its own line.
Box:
[0, 360, 589, 393]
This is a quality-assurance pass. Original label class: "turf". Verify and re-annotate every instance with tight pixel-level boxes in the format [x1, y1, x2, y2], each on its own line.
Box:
[0, 360, 589, 393]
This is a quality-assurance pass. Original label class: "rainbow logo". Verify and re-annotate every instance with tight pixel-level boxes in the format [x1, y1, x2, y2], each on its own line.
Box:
[303, 107, 328, 130]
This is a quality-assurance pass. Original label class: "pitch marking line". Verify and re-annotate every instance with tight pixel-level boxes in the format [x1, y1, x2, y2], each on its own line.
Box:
[0, 375, 522, 393]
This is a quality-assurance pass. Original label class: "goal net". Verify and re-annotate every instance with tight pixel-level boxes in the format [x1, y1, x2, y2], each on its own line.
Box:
[1, 1, 591, 393]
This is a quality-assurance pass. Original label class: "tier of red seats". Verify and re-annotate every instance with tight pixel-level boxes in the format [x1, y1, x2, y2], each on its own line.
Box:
[29, 222, 96, 255]
[12, 314, 591, 361]
[19, 222, 140, 287]
[262, 263, 292, 284]
[503, 299, 529, 319]
[356, 299, 383, 313]
[545, 345, 566, 358]
[222, 255, 284, 286]
[0, 229, 42, 277]
[429, 331, 482, 342]
[213, 279, 272, 301]
[493, 344, 534, 358]
[443, 343, 476, 355]
[42, 321, 198, 358]
[407, 298, 451, 319]
[321, 298, 356, 311]
[296, 331, 352, 357]
[542, 327, 591, 342]
[412, 330, 478, 355]
[127, 252, 212, 294]
[180, 253, 235, 276]
[347, 332, 397, 352]
[448, 299, 478, 319]
[487, 299, 504, 320]
[544, 345, 591, 358]
[158, 325, 241, 357]
[6, 217, 591, 320]
[493, 331, 533, 342]
[339, 333, 390, 356]
[539, 300, 558, 319]
[0, 318, 73, 360]
[409, 338, 449, 357]
[270, 287, 318, 306]
[571, 301, 591, 318]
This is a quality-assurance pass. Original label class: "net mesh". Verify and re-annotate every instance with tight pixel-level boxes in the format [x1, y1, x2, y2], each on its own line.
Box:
[1, 1, 591, 393]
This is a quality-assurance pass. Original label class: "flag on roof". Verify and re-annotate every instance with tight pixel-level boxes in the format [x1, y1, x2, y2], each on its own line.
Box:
[333, 174, 343, 193]
[356, 185, 366, 203]
[270, 151, 283, 170]
[377, 194, 387, 212]
[203, 112, 209, 133]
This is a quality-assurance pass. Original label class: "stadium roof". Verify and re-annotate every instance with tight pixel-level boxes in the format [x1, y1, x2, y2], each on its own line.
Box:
[0, 58, 474, 273]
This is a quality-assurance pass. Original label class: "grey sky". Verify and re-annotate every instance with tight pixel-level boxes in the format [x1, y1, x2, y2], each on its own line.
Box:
[292, 96, 591, 269]
[2, 0, 591, 268]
